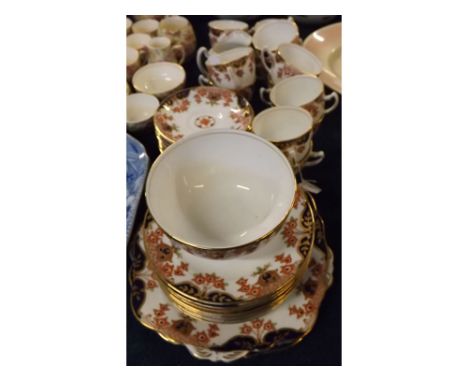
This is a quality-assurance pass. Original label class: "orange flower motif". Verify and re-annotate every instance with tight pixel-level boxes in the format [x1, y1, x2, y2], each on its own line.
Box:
[193, 274, 205, 285]
[236, 277, 248, 285]
[147, 279, 158, 290]
[281, 264, 296, 276]
[205, 274, 214, 284]
[161, 262, 174, 277]
[251, 319, 264, 329]
[248, 285, 262, 296]
[208, 323, 219, 337]
[195, 331, 209, 344]
[263, 320, 276, 332]
[240, 324, 252, 334]
[305, 301, 315, 313]
[146, 229, 163, 244]
[214, 279, 226, 290]
[238, 284, 250, 292]
[155, 317, 169, 327]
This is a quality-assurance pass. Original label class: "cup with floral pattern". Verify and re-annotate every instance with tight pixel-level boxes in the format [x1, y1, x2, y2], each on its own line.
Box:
[208, 19, 249, 46]
[252, 106, 324, 173]
[158, 16, 197, 58]
[260, 75, 339, 131]
[132, 18, 159, 37]
[147, 36, 185, 64]
[197, 46, 256, 91]
[260, 43, 322, 85]
[132, 62, 186, 100]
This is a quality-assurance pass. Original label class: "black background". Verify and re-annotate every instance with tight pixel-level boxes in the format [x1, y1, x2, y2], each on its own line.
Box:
[127, 15, 341, 366]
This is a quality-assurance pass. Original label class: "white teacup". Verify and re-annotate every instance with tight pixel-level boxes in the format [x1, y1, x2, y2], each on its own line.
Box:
[208, 19, 249, 46]
[252, 19, 300, 51]
[252, 106, 324, 173]
[260, 43, 322, 85]
[211, 30, 252, 53]
[147, 36, 185, 64]
[132, 19, 159, 36]
[127, 93, 160, 131]
[126, 17, 133, 35]
[260, 75, 339, 130]
[126, 46, 141, 82]
[132, 62, 186, 99]
[158, 16, 196, 57]
[250, 17, 297, 34]
[127, 33, 151, 63]
[197, 46, 256, 90]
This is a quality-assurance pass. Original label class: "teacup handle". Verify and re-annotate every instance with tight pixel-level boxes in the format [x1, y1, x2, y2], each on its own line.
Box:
[196, 47, 209, 76]
[198, 74, 213, 86]
[324, 91, 340, 114]
[304, 150, 325, 167]
[259, 87, 272, 105]
[260, 48, 275, 74]
[171, 44, 186, 64]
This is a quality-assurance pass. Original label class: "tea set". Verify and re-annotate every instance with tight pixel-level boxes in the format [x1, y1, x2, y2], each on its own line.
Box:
[126, 15, 341, 362]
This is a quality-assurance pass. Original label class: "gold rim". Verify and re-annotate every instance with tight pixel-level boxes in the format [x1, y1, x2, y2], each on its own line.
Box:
[132, 62, 186, 97]
[153, 86, 254, 144]
[141, 190, 314, 308]
[145, 128, 297, 254]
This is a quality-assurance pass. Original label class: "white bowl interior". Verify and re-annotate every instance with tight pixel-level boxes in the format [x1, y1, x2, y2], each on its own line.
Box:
[253, 21, 298, 50]
[271, 75, 323, 106]
[279, 43, 322, 75]
[127, 93, 159, 123]
[206, 47, 251, 65]
[149, 36, 170, 49]
[133, 63, 185, 94]
[209, 19, 248, 30]
[146, 130, 296, 249]
[127, 33, 151, 50]
[160, 16, 188, 31]
[253, 107, 312, 141]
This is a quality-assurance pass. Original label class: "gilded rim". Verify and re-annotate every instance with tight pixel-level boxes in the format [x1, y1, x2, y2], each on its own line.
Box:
[132, 62, 186, 98]
[270, 74, 324, 109]
[154, 86, 254, 144]
[145, 129, 297, 254]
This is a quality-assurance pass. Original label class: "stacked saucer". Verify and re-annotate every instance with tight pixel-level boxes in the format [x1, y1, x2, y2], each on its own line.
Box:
[153, 86, 253, 152]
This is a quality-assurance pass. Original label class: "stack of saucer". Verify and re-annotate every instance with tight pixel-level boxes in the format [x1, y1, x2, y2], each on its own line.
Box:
[153, 86, 253, 153]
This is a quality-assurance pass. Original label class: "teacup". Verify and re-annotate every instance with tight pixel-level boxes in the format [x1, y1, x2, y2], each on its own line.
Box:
[127, 93, 160, 131]
[132, 19, 159, 37]
[126, 17, 133, 35]
[147, 36, 185, 64]
[211, 30, 252, 52]
[249, 17, 297, 34]
[158, 16, 196, 57]
[145, 129, 297, 259]
[127, 33, 151, 63]
[132, 62, 186, 99]
[207, 19, 249, 46]
[126, 46, 141, 82]
[197, 46, 256, 90]
[252, 19, 300, 51]
[260, 43, 322, 85]
[252, 106, 324, 173]
[260, 75, 339, 130]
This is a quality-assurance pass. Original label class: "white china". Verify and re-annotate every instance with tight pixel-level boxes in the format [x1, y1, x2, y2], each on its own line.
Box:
[158, 16, 196, 57]
[147, 36, 185, 64]
[145, 129, 296, 254]
[126, 17, 133, 35]
[132, 19, 159, 36]
[208, 19, 249, 46]
[261, 43, 322, 85]
[252, 19, 300, 51]
[303, 22, 342, 93]
[132, 62, 186, 99]
[126, 46, 141, 82]
[211, 30, 252, 53]
[126, 93, 159, 131]
[127, 32, 151, 52]
[260, 75, 339, 127]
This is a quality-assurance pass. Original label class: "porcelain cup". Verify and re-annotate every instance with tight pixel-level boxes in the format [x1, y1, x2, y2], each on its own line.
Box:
[127, 46, 141, 82]
[260, 75, 339, 130]
[252, 106, 324, 173]
[208, 19, 249, 46]
[145, 129, 297, 259]
[260, 43, 322, 85]
[147, 36, 185, 64]
[132, 19, 159, 36]
[127, 33, 151, 64]
[252, 18, 300, 51]
[127, 93, 160, 131]
[132, 62, 186, 99]
[158, 16, 196, 58]
[197, 46, 256, 90]
[126, 17, 133, 35]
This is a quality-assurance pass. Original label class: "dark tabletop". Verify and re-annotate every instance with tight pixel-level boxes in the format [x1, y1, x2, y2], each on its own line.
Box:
[127, 15, 341, 366]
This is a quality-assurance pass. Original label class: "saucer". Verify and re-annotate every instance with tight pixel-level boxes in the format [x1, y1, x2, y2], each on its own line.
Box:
[141, 188, 314, 307]
[154, 86, 253, 144]
[126, 135, 149, 242]
[129, 201, 333, 362]
[303, 23, 341, 93]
